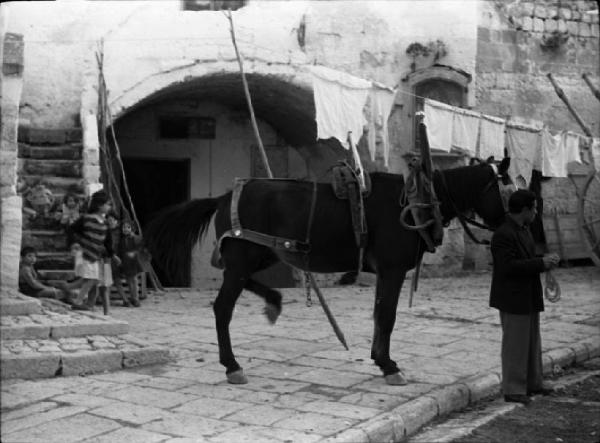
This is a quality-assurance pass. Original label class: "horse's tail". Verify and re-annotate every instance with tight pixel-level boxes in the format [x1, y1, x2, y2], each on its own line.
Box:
[144, 197, 220, 285]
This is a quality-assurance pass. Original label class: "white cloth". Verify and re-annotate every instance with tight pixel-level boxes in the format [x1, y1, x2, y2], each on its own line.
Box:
[311, 65, 371, 148]
[506, 123, 542, 187]
[479, 115, 506, 160]
[74, 250, 100, 280]
[562, 131, 582, 164]
[590, 137, 600, 171]
[452, 109, 480, 156]
[365, 86, 396, 167]
[540, 128, 568, 178]
[424, 99, 454, 152]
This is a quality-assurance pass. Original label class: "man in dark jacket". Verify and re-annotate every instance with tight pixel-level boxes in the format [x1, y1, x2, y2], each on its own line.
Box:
[490, 189, 560, 405]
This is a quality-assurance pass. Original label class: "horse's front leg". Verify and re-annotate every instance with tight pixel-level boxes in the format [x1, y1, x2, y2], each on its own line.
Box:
[214, 268, 247, 384]
[371, 268, 407, 385]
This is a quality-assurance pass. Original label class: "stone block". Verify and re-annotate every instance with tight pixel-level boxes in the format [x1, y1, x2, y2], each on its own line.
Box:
[502, 29, 517, 43]
[557, 19, 567, 33]
[122, 346, 171, 368]
[534, 4, 547, 19]
[462, 373, 501, 403]
[579, 22, 591, 37]
[82, 164, 100, 183]
[50, 319, 128, 338]
[520, 2, 534, 17]
[558, 8, 572, 20]
[478, 27, 490, 42]
[522, 16, 533, 31]
[1, 324, 51, 340]
[545, 19, 558, 33]
[0, 196, 23, 290]
[533, 18, 545, 32]
[1, 353, 60, 379]
[425, 384, 470, 416]
[82, 148, 100, 164]
[61, 349, 123, 376]
[393, 396, 438, 437]
[591, 24, 599, 38]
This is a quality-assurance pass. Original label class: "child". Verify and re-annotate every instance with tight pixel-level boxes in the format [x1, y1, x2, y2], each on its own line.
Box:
[57, 192, 81, 245]
[70, 190, 118, 311]
[119, 219, 144, 307]
[19, 246, 73, 302]
[105, 211, 127, 306]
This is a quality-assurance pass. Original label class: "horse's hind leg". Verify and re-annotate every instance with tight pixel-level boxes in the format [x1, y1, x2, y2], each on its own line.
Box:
[245, 278, 282, 324]
[371, 269, 407, 385]
[214, 267, 248, 384]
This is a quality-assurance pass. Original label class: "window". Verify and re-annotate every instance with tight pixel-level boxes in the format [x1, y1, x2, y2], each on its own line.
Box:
[182, 0, 245, 11]
[159, 117, 216, 139]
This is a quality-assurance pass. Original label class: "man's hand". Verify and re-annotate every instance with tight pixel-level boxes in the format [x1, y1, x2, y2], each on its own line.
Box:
[543, 253, 560, 269]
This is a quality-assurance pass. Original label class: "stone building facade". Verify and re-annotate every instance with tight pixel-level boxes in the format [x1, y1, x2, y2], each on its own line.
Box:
[1, 0, 598, 289]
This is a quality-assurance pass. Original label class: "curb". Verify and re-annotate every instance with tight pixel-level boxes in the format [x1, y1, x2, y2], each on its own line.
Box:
[326, 340, 600, 443]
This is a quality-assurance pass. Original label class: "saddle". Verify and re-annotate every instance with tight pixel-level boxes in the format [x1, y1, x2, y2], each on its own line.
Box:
[331, 162, 370, 249]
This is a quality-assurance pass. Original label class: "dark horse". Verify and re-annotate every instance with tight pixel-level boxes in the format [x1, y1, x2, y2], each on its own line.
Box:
[144, 157, 513, 385]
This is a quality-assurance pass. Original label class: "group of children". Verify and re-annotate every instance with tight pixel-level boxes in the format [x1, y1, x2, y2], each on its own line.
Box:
[19, 190, 146, 310]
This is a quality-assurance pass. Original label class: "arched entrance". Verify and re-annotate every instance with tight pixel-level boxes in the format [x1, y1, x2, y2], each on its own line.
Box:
[109, 72, 318, 289]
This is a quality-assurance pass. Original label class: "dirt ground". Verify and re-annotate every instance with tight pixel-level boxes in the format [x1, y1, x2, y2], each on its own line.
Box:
[455, 359, 600, 443]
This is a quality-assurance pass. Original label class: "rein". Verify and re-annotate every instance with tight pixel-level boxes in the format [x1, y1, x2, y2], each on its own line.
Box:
[436, 168, 501, 246]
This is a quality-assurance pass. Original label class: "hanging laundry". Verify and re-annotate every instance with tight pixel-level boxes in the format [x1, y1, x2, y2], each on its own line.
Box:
[310, 65, 371, 148]
[562, 131, 582, 164]
[365, 84, 396, 167]
[423, 99, 454, 152]
[506, 121, 542, 187]
[540, 127, 568, 178]
[479, 114, 506, 160]
[590, 137, 600, 171]
[451, 108, 480, 156]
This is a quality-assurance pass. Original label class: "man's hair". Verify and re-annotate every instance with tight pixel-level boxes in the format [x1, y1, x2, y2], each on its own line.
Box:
[20, 246, 36, 257]
[88, 190, 110, 213]
[508, 189, 536, 214]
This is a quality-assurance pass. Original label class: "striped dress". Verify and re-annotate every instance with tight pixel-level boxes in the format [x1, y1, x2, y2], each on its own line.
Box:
[73, 213, 108, 280]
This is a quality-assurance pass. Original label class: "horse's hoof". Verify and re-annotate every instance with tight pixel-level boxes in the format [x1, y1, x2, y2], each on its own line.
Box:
[385, 372, 407, 386]
[264, 304, 281, 324]
[226, 369, 248, 384]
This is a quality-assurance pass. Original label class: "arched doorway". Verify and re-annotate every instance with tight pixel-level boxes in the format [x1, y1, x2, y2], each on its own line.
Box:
[109, 73, 317, 289]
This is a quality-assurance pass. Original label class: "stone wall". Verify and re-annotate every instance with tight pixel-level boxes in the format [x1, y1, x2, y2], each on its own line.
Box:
[1, 32, 24, 289]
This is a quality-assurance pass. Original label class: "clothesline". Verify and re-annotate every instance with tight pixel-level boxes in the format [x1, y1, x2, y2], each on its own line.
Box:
[423, 97, 598, 185]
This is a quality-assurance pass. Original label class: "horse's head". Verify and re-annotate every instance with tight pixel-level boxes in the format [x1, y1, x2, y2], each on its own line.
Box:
[471, 156, 515, 229]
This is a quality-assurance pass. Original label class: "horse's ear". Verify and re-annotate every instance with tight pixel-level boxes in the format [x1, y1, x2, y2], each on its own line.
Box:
[498, 157, 510, 174]
[469, 157, 480, 166]
[485, 156, 495, 164]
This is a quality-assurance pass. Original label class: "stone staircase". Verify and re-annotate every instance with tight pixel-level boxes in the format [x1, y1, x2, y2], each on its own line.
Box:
[18, 127, 86, 283]
[0, 289, 170, 380]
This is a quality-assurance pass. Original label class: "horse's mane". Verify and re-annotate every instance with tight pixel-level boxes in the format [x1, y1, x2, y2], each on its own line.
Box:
[435, 163, 494, 215]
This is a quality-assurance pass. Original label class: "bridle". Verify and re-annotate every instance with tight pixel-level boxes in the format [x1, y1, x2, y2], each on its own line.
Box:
[438, 163, 515, 245]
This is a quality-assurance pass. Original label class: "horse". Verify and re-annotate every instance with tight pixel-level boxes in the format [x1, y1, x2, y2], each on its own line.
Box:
[144, 156, 513, 386]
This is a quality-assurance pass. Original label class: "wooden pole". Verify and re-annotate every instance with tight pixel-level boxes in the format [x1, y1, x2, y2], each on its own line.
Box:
[582, 73, 600, 102]
[224, 10, 273, 178]
[547, 73, 593, 137]
[307, 273, 349, 350]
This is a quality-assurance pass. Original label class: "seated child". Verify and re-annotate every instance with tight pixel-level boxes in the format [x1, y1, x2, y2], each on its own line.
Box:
[56, 192, 81, 244]
[18, 246, 73, 302]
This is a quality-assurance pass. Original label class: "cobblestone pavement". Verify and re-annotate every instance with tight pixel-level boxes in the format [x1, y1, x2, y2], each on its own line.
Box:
[1, 267, 598, 442]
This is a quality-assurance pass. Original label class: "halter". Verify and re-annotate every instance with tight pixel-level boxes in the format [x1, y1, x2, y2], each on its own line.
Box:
[438, 164, 514, 245]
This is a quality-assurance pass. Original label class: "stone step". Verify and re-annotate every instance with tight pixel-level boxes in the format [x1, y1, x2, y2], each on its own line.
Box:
[34, 252, 74, 270]
[0, 290, 43, 316]
[18, 126, 82, 145]
[19, 175, 85, 195]
[22, 229, 68, 251]
[1, 334, 171, 379]
[21, 158, 83, 178]
[0, 304, 129, 341]
[19, 143, 83, 160]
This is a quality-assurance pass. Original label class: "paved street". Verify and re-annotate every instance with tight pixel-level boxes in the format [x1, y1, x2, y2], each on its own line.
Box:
[1, 267, 599, 442]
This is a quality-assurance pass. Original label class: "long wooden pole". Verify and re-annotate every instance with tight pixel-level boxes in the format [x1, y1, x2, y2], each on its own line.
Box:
[547, 73, 593, 137]
[224, 10, 273, 178]
[582, 73, 600, 102]
[224, 10, 348, 350]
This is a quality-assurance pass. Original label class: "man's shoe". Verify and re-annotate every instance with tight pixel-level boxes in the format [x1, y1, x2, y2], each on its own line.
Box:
[504, 394, 531, 405]
[528, 386, 553, 396]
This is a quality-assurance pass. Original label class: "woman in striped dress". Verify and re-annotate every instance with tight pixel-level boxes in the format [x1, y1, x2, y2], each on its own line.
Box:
[71, 190, 117, 311]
